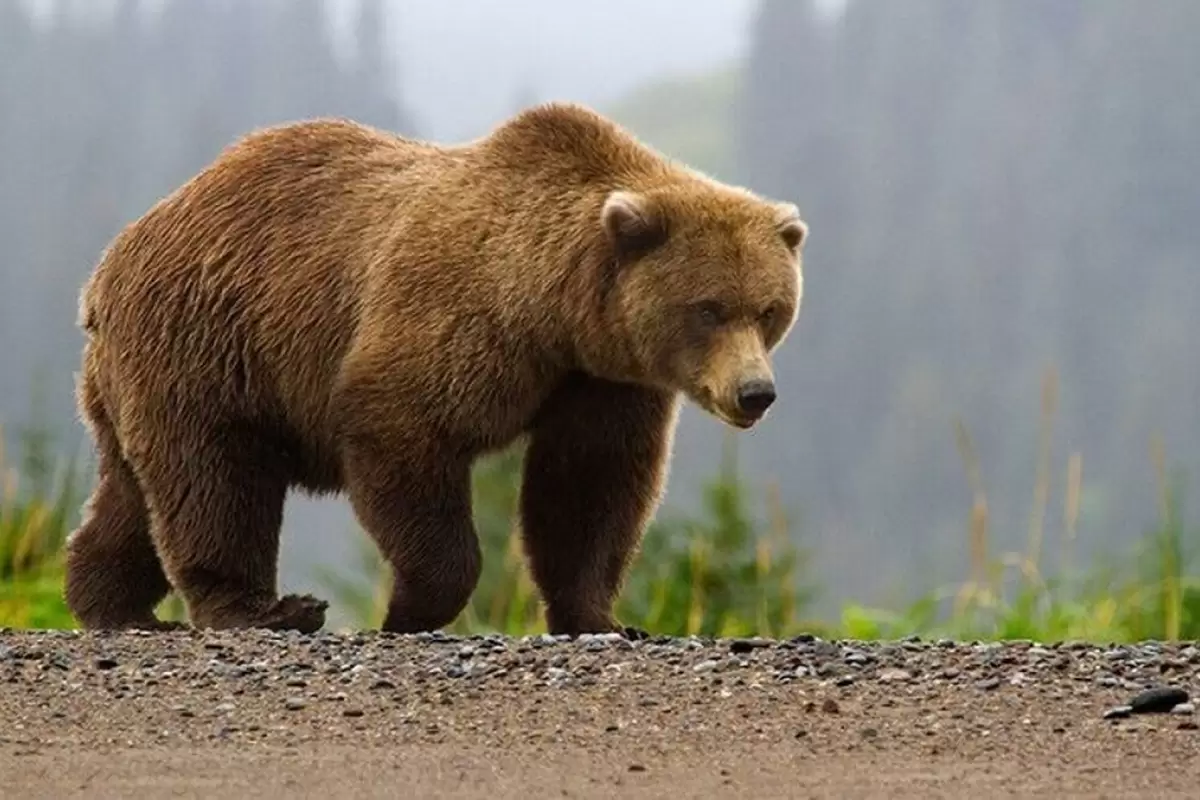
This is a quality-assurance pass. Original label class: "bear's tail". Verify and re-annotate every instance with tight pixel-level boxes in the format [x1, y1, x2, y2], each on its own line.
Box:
[78, 289, 98, 335]
[77, 262, 104, 336]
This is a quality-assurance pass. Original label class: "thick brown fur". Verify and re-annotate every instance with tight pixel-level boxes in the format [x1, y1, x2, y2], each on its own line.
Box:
[63, 102, 809, 636]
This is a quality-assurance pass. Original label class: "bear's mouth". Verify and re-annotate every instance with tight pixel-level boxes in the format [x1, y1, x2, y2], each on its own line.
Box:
[689, 387, 763, 430]
[721, 411, 762, 430]
[697, 396, 763, 430]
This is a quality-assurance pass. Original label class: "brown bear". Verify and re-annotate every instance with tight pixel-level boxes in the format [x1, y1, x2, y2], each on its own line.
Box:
[63, 101, 808, 637]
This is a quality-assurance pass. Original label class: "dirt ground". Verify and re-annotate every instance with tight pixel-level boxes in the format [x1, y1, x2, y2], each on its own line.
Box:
[3, 628, 1199, 798]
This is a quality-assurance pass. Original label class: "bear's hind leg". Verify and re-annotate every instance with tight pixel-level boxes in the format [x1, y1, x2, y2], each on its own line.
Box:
[133, 427, 327, 633]
[64, 408, 178, 631]
[519, 376, 677, 637]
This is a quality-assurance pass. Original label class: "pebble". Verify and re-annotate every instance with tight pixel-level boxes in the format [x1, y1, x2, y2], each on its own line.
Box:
[284, 697, 307, 711]
[729, 638, 771, 654]
[1129, 686, 1190, 714]
[693, 660, 719, 673]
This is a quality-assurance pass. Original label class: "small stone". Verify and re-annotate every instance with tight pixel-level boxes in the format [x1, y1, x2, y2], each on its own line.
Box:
[821, 698, 840, 714]
[342, 708, 364, 718]
[1103, 705, 1133, 720]
[860, 727, 878, 739]
[284, 697, 307, 711]
[975, 677, 1001, 691]
[214, 703, 235, 714]
[693, 660, 719, 673]
[730, 638, 770, 654]
[1130, 686, 1189, 714]
[877, 668, 910, 683]
[1171, 703, 1195, 716]
[835, 675, 855, 687]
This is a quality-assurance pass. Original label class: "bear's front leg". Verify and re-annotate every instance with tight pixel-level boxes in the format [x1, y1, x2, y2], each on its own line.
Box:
[341, 433, 483, 634]
[520, 375, 678, 637]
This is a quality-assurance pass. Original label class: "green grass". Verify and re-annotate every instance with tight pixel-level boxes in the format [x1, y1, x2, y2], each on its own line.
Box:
[3, 368, 1198, 643]
[0, 422, 83, 629]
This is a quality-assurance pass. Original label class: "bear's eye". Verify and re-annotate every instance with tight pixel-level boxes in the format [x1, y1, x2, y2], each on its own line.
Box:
[759, 305, 778, 327]
[695, 301, 727, 327]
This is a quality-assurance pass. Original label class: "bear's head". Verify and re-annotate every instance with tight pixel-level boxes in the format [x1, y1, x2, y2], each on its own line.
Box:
[600, 183, 807, 429]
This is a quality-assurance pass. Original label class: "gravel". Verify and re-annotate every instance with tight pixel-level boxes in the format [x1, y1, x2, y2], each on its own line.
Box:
[3, 628, 1200, 797]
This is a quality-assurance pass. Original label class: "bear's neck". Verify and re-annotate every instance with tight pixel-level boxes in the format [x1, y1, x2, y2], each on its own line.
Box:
[555, 239, 654, 388]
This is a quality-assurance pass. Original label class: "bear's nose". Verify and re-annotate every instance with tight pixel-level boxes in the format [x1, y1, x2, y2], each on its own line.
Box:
[736, 379, 777, 417]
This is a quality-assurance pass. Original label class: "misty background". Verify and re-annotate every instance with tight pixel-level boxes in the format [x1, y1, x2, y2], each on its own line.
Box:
[2, 0, 1197, 625]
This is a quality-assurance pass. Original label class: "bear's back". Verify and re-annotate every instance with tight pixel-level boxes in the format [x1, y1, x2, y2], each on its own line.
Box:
[79, 120, 448, 452]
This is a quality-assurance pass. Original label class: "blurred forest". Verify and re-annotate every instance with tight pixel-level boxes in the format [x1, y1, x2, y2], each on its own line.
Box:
[1, 0, 1198, 624]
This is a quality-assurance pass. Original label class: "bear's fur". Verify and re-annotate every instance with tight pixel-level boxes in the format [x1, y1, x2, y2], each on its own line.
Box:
[63, 102, 808, 636]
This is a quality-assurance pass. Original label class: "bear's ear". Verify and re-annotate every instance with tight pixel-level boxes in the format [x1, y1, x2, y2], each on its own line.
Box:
[601, 190, 668, 260]
[774, 202, 808, 253]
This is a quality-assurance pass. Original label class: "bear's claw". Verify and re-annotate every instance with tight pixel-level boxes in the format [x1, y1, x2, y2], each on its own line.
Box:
[252, 594, 329, 634]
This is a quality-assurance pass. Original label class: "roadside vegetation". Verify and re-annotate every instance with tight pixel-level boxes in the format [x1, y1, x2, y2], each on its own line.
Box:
[3, 369, 1197, 643]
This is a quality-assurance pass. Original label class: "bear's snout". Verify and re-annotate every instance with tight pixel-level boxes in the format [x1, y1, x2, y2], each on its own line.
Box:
[735, 378, 776, 419]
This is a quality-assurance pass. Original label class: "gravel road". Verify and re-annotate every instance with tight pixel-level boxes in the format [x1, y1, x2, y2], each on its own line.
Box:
[3, 628, 1199, 798]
